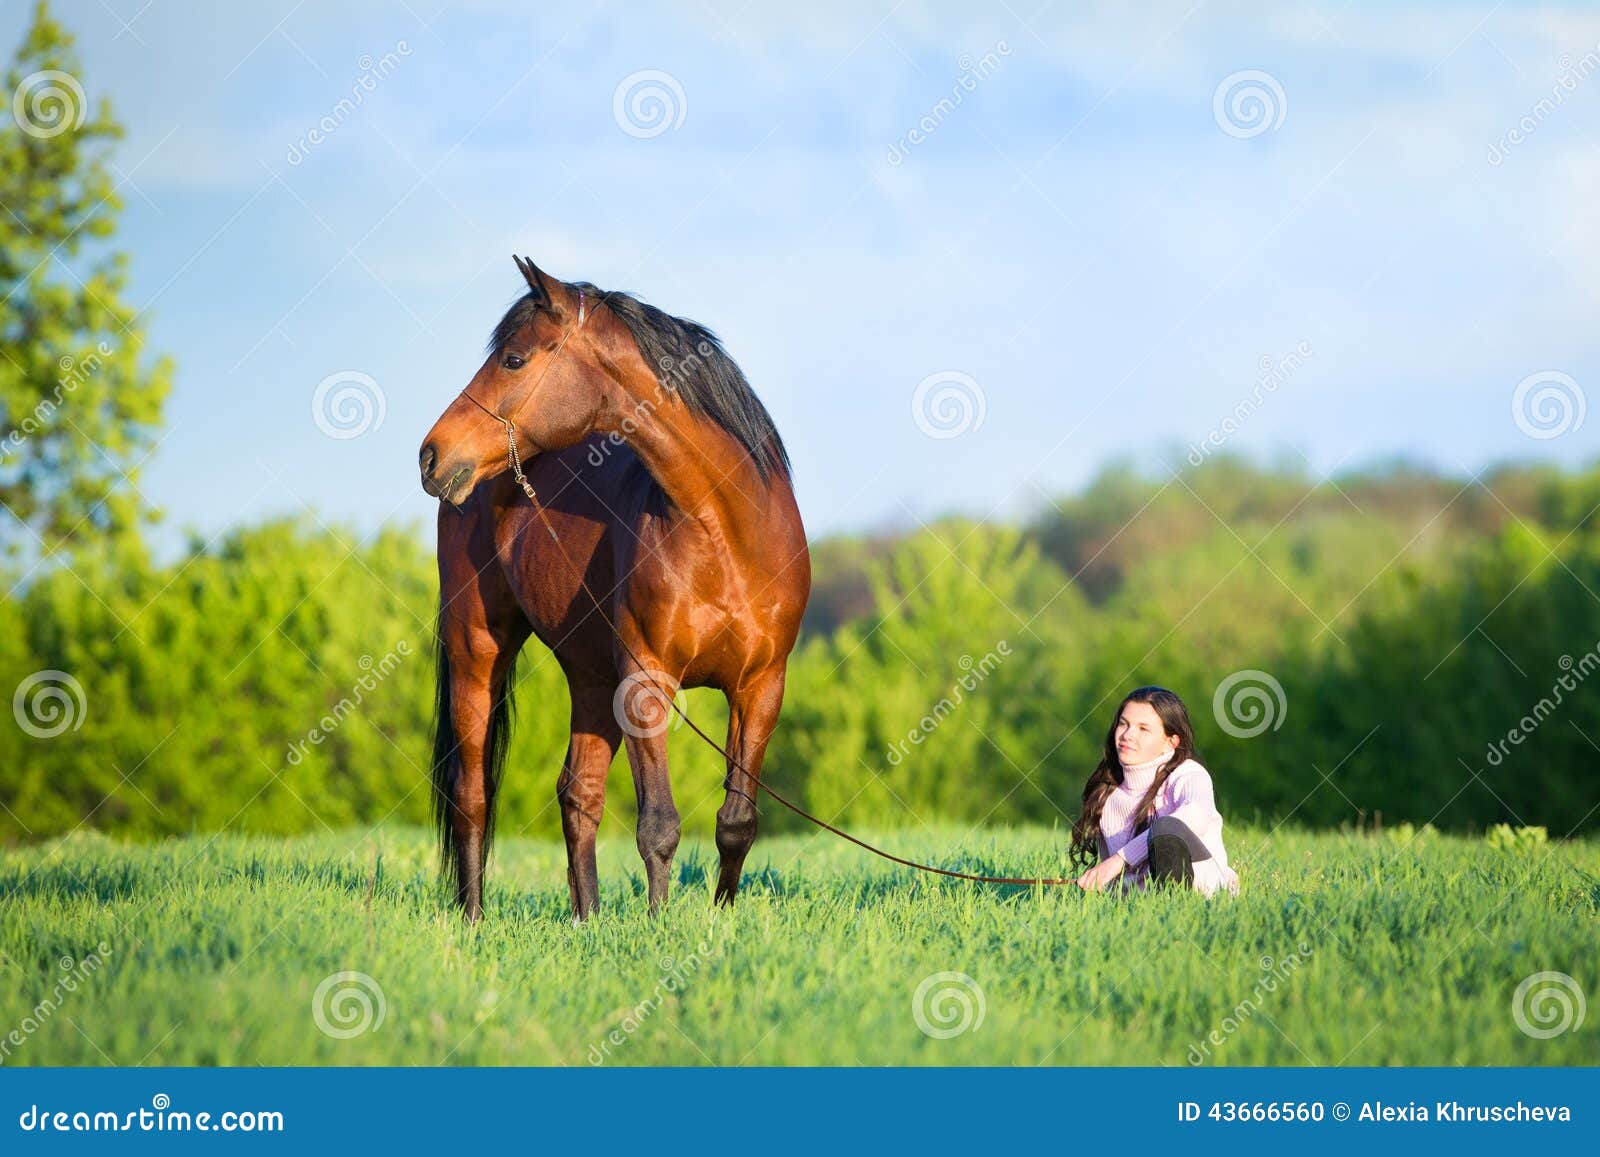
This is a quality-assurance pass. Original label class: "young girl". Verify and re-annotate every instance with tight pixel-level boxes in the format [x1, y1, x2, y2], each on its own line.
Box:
[1071, 686, 1240, 898]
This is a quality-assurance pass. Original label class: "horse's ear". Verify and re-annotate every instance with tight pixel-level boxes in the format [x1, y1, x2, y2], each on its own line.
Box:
[513, 254, 554, 306]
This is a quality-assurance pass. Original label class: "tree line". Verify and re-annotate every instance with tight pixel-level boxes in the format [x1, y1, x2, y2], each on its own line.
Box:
[3, 452, 1596, 845]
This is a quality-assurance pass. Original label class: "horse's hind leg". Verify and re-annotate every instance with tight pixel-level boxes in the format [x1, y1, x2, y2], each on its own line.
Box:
[558, 678, 622, 921]
[616, 660, 682, 914]
[715, 669, 787, 905]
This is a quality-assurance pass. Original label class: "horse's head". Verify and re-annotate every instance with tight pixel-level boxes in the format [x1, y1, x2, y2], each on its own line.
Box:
[419, 256, 613, 505]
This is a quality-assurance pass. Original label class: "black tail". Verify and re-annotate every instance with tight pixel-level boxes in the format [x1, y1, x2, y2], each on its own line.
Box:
[431, 622, 519, 880]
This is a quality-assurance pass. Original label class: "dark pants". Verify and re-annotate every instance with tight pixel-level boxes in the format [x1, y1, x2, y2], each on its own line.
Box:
[1145, 815, 1211, 888]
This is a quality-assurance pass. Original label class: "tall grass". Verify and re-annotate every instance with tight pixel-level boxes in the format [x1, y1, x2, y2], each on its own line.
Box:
[1, 824, 1595, 1066]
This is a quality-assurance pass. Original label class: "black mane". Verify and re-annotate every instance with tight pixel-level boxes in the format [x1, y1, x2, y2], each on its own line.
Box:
[488, 283, 792, 484]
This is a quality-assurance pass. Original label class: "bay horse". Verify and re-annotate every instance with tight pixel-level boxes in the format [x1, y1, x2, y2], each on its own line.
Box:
[417, 256, 809, 922]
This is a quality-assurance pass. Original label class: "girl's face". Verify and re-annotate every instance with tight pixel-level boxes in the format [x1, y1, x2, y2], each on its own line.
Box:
[1116, 700, 1178, 765]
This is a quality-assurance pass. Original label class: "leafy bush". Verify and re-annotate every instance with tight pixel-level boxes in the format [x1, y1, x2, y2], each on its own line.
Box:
[4, 455, 1599, 846]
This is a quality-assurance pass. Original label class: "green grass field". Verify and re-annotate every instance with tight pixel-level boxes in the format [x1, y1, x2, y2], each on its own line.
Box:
[1, 823, 1596, 1066]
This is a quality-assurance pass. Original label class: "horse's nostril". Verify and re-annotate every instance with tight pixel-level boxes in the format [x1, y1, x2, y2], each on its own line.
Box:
[420, 444, 437, 476]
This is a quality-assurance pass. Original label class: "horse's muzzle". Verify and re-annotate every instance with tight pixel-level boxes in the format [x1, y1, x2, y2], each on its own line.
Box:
[418, 443, 471, 503]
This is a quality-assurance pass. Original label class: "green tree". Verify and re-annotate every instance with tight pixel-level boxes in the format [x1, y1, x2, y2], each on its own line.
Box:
[773, 520, 1096, 829]
[0, 1, 171, 559]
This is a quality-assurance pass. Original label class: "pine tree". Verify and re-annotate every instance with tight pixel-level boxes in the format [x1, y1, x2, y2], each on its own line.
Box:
[0, 1, 171, 560]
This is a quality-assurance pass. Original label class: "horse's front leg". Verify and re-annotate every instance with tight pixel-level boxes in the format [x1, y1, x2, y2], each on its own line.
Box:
[436, 630, 522, 922]
[433, 500, 528, 922]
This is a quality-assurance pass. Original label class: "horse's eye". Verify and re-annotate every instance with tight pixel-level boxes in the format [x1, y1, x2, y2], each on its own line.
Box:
[501, 353, 526, 371]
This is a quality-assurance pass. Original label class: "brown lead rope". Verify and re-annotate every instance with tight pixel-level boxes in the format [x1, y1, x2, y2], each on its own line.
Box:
[493, 420, 1081, 889]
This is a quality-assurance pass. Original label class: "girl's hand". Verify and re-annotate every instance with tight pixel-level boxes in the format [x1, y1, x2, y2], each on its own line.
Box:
[1074, 852, 1126, 892]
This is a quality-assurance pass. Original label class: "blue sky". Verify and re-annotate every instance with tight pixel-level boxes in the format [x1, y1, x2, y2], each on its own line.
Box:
[20, 0, 1600, 552]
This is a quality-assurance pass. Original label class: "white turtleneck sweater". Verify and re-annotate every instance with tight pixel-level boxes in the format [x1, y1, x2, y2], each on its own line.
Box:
[1099, 750, 1240, 897]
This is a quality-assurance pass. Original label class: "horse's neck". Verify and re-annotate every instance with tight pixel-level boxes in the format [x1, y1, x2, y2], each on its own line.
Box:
[618, 403, 777, 548]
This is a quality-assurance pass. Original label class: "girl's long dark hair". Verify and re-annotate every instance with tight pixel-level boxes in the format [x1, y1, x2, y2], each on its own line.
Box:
[1070, 686, 1198, 867]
